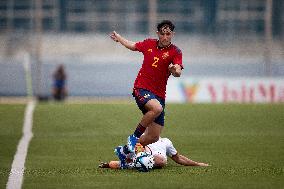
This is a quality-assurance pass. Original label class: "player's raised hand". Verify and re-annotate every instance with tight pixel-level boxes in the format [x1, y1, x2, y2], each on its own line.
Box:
[110, 31, 120, 42]
[110, 31, 136, 50]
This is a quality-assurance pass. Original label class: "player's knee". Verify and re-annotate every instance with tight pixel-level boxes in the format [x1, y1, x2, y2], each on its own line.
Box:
[153, 104, 163, 116]
[146, 100, 163, 116]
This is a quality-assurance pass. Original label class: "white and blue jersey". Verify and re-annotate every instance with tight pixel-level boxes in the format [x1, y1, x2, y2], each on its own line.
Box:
[145, 137, 177, 162]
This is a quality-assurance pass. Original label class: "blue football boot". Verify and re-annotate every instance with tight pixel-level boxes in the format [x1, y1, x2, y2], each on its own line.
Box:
[114, 146, 127, 169]
[127, 134, 138, 153]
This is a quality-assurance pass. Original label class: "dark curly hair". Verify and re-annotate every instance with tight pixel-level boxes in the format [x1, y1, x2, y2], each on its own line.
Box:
[157, 20, 175, 32]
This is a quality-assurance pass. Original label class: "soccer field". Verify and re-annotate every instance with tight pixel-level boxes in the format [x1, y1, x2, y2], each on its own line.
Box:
[1, 103, 284, 189]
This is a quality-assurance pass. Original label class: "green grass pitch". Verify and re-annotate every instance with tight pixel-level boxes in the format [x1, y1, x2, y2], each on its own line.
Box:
[0, 103, 284, 189]
[0, 105, 25, 188]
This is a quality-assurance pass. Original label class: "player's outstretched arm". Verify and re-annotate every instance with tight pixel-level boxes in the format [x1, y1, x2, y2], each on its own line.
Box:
[171, 153, 209, 166]
[99, 161, 120, 169]
[110, 31, 136, 51]
[168, 63, 182, 77]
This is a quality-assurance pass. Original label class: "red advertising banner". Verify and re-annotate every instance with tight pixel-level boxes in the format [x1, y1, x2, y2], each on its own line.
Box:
[167, 78, 284, 103]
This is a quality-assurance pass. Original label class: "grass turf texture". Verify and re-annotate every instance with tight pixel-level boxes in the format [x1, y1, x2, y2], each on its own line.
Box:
[0, 105, 25, 189]
[1, 103, 283, 189]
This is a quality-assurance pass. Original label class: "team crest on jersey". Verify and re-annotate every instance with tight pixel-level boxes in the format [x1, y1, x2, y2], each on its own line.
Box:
[162, 52, 169, 59]
[147, 49, 153, 52]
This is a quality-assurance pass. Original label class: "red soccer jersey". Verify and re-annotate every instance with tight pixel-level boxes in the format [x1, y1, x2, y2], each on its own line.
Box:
[134, 38, 183, 99]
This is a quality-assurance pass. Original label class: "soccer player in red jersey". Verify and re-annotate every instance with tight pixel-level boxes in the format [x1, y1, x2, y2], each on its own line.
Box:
[110, 20, 183, 168]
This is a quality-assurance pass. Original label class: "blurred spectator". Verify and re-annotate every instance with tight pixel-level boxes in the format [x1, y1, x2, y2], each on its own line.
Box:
[52, 64, 67, 101]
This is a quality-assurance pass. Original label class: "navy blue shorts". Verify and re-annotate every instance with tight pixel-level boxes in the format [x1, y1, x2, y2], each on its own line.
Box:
[132, 88, 165, 126]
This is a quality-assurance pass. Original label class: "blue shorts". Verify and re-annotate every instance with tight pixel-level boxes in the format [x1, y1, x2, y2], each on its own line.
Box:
[132, 88, 165, 126]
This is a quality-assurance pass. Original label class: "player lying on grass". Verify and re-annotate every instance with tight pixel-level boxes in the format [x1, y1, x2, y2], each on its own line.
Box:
[99, 137, 209, 170]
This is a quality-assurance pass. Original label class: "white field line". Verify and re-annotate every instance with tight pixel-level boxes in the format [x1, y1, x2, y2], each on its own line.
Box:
[6, 100, 36, 189]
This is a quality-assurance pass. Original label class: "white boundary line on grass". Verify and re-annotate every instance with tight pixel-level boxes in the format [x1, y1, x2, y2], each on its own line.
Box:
[6, 100, 36, 189]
